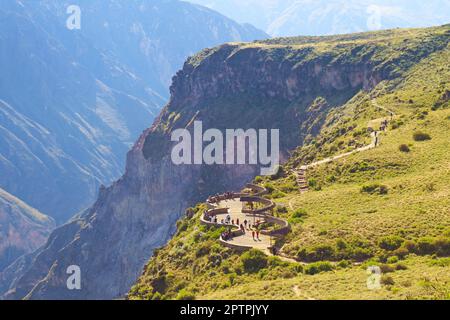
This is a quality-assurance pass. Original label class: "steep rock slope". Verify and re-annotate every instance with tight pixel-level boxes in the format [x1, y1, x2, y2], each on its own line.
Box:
[0, 189, 55, 272]
[0, 0, 267, 223]
[2, 25, 448, 300]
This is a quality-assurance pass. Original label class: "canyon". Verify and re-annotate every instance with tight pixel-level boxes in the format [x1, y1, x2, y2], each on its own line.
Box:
[1, 25, 448, 300]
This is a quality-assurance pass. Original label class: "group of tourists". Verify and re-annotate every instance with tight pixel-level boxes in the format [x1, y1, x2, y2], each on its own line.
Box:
[207, 192, 235, 204]
[203, 211, 218, 224]
[380, 119, 389, 132]
[221, 228, 233, 241]
[237, 219, 262, 241]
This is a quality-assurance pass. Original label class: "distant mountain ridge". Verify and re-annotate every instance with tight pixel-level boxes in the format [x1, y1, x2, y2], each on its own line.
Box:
[0, 0, 267, 223]
[188, 0, 450, 36]
[0, 188, 55, 272]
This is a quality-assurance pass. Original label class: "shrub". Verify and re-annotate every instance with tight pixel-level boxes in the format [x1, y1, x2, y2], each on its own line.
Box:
[290, 264, 304, 274]
[392, 247, 409, 259]
[278, 182, 296, 193]
[275, 205, 288, 214]
[308, 244, 335, 261]
[381, 275, 395, 286]
[399, 144, 410, 153]
[254, 176, 263, 183]
[387, 256, 399, 264]
[429, 257, 450, 267]
[176, 289, 195, 300]
[402, 240, 417, 253]
[267, 256, 288, 268]
[195, 244, 210, 258]
[413, 131, 431, 141]
[308, 178, 318, 188]
[337, 260, 351, 268]
[379, 264, 395, 273]
[241, 249, 268, 273]
[378, 236, 404, 251]
[176, 219, 188, 233]
[151, 292, 162, 300]
[434, 237, 450, 256]
[305, 261, 334, 275]
[263, 183, 275, 193]
[271, 190, 287, 199]
[289, 208, 308, 224]
[416, 237, 437, 255]
[395, 263, 408, 271]
[361, 184, 389, 195]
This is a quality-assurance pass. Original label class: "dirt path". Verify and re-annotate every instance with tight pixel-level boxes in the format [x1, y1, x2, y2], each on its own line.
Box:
[292, 285, 316, 300]
[292, 99, 396, 189]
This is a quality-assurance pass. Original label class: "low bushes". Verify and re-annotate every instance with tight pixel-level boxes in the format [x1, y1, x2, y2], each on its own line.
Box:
[241, 249, 268, 273]
[296, 238, 373, 262]
[381, 275, 395, 286]
[378, 235, 404, 251]
[399, 144, 410, 152]
[413, 131, 431, 141]
[389, 236, 450, 257]
[288, 208, 308, 224]
[361, 183, 389, 195]
[305, 261, 334, 275]
[176, 289, 196, 300]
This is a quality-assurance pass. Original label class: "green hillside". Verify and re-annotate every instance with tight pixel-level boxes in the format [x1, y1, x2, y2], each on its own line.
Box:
[129, 26, 450, 300]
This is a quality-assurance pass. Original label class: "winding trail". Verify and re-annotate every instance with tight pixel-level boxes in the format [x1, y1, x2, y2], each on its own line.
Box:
[293, 99, 396, 191]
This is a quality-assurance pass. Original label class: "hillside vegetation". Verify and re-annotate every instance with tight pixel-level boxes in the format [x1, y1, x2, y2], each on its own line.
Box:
[129, 26, 449, 300]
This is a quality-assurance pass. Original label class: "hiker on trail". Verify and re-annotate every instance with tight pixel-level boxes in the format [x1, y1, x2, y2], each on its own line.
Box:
[240, 224, 245, 233]
[236, 218, 240, 226]
[231, 219, 235, 225]
[214, 216, 218, 224]
[244, 220, 248, 228]
[252, 230, 255, 240]
[226, 215, 231, 223]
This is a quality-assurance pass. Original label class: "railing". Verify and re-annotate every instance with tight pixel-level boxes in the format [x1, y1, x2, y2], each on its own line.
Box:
[240, 196, 275, 215]
[201, 183, 290, 253]
[199, 207, 229, 225]
[259, 215, 291, 236]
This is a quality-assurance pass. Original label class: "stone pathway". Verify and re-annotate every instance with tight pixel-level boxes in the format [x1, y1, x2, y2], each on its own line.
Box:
[214, 199, 273, 253]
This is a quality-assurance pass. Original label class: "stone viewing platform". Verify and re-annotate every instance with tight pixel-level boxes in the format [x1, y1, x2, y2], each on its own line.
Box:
[200, 184, 290, 256]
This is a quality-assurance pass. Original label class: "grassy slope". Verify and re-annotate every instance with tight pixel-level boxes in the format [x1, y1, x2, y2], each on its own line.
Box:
[129, 28, 450, 300]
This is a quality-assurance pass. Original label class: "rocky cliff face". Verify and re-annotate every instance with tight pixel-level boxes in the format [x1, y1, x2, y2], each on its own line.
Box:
[0, 0, 267, 224]
[2, 26, 448, 299]
[0, 189, 55, 272]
